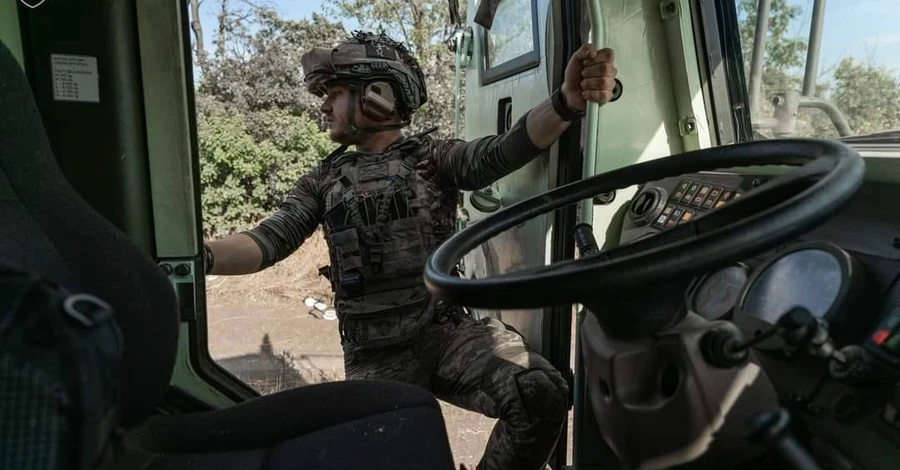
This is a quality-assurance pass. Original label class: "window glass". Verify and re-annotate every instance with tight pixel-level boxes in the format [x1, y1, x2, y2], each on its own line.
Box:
[486, 0, 536, 68]
[734, 0, 900, 141]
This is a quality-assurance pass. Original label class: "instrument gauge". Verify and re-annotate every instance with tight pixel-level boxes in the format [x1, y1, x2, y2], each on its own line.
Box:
[734, 241, 867, 349]
[690, 264, 749, 320]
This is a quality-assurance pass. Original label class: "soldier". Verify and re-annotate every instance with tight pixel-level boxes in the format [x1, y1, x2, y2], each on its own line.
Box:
[203, 31, 618, 470]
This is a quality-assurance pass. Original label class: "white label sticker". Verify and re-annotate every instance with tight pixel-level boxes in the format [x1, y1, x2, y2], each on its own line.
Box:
[51, 54, 100, 103]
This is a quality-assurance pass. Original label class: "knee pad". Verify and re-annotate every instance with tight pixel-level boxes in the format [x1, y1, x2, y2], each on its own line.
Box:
[514, 368, 569, 423]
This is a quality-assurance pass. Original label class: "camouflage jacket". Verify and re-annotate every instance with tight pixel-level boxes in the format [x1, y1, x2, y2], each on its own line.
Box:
[243, 115, 542, 348]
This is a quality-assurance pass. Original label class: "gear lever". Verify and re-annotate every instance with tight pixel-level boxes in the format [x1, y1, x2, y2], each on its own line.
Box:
[747, 408, 823, 470]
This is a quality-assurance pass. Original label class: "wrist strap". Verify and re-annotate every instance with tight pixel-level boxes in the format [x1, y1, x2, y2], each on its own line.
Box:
[203, 243, 215, 275]
[551, 88, 585, 122]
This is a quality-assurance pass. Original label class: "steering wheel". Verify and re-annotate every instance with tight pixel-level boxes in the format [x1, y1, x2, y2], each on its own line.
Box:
[424, 139, 864, 310]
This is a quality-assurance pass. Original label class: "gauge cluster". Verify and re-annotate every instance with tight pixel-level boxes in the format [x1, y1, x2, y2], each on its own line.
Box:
[687, 241, 872, 352]
[685, 242, 862, 328]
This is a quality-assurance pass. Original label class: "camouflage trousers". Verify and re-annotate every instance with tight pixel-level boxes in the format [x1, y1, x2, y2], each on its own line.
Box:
[342, 312, 569, 470]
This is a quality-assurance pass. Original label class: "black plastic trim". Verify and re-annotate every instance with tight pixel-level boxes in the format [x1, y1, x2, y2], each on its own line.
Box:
[544, 0, 580, 467]
[692, 0, 753, 144]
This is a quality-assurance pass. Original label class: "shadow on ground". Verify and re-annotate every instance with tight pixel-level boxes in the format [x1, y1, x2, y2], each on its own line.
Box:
[216, 333, 334, 394]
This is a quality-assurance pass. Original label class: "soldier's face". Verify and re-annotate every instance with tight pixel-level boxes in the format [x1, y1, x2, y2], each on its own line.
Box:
[321, 83, 361, 144]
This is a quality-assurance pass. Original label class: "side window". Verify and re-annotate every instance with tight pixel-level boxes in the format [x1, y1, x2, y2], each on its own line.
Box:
[481, 0, 541, 84]
[731, 0, 900, 141]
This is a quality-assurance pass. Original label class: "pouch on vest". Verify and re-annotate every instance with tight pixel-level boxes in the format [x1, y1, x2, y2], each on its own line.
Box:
[328, 228, 364, 294]
[337, 285, 433, 348]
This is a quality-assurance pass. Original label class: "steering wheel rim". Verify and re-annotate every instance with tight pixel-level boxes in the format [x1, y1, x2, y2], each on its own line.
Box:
[424, 139, 865, 309]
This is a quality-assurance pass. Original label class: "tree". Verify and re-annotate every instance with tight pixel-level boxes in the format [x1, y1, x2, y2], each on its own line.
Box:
[737, 0, 900, 139]
[832, 58, 900, 136]
[196, 95, 332, 237]
[325, 0, 467, 139]
[187, 3, 343, 235]
[737, 0, 806, 117]
[193, 2, 347, 126]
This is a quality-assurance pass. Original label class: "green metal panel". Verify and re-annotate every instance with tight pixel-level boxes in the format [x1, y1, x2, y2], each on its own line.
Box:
[460, 0, 558, 353]
[135, 0, 201, 258]
[172, 323, 242, 408]
[584, 0, 703, 249]
[660, 0, 712, 152]
[18, 0, 156, 254]
[0, 2, 23, 68]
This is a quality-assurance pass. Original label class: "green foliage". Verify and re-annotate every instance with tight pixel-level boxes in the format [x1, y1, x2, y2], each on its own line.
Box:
[197, 96, 332, 237]
[325, 0, 465, 139]
[832, 58, 900, 136]
[198, 6, 347, 126]
[737, 0, 900, 139]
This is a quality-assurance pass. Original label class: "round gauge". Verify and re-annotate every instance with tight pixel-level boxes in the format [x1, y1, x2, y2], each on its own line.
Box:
[741, 248, 845, 324]
[691, 265, 749, 320]
[734, 241, 870, 350]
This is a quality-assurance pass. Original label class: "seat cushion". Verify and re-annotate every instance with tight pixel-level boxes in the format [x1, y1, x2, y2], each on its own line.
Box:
[119, 380, 456, 469]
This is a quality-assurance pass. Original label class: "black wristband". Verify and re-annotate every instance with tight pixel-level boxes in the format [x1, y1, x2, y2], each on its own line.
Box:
[203, 243, 215, 275]
[551, 87, 585, 122]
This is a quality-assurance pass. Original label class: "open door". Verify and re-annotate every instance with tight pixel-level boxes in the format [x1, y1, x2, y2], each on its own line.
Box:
[457, 0, 564, 355]
[456, 0, 718, 467]
[455, 0, 582, 466]
[8, 0, 254, 409]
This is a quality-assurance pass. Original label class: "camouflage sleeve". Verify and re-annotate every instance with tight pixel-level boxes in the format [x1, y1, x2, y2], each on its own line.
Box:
[431, 111, 544, 191]
[241, 167, 324, 269]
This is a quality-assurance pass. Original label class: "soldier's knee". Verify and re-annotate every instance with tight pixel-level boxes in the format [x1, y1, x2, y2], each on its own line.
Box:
[514, 368, 569, 425]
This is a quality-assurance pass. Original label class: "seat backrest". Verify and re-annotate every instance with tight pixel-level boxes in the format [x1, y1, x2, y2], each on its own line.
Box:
[0, 41, 179, 428]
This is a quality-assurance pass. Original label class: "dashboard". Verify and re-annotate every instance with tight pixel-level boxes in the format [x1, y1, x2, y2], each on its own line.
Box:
[618, 172, 900, 470]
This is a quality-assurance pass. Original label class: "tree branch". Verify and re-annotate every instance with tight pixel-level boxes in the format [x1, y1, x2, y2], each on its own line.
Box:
[391, 1, 411, 46]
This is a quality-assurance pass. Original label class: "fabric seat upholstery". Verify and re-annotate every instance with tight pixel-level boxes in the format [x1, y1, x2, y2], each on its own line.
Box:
[0, 40, 454, 470]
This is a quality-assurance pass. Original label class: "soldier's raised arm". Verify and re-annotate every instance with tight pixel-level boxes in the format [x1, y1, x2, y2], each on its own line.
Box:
[203, 166, 325, 275]
[433, 44, 617, 190]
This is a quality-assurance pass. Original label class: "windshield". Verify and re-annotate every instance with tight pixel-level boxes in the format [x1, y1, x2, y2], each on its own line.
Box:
[734, 0, 900, 143]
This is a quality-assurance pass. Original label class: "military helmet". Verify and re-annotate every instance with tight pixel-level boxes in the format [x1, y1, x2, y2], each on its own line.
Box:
[301, 31, 428, 120]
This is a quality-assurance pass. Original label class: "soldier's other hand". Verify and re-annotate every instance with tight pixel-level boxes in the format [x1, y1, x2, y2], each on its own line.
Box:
[561, 44, 617, 111]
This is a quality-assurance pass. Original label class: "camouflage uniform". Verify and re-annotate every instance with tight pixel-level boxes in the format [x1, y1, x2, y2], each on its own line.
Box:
[241, 31, 569, 470]
[242, 124, 569, 469]
[343, 313, 569, 470]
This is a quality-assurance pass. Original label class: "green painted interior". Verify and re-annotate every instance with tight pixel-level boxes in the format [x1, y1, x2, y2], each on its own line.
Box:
[0, 2, 24, 68]
[18, 0, 156, 254]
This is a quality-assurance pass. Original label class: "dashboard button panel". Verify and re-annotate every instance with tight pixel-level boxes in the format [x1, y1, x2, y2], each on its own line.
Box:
[620, 173, 771, 247]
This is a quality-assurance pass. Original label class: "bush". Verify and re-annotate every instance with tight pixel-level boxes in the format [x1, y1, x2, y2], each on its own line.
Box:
[197, 95, 334, 237]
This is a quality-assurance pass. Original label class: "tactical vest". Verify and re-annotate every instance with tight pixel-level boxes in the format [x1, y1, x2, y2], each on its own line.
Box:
[321, 130, 458, 349]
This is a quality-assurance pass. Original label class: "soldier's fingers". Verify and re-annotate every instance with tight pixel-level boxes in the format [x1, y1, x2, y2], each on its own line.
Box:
[572, 43, 598, 61]
[580, 77, 617, 91]
[581, 62, 617, 78]
[581, 47, 614, 64]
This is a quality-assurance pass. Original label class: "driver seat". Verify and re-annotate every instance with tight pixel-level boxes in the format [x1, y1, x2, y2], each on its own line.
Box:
[0, 41, 454, 469]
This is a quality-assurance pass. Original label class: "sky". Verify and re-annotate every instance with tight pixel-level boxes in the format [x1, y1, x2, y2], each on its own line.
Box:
[793, 0, 900, 74]
[194, 0, 900, 75]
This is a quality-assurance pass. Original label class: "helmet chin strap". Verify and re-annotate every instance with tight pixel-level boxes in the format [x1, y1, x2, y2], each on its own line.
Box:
[344, 81, 410, 136]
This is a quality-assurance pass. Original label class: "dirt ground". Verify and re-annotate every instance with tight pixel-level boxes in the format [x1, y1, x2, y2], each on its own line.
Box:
[205, 230, 573, 467]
